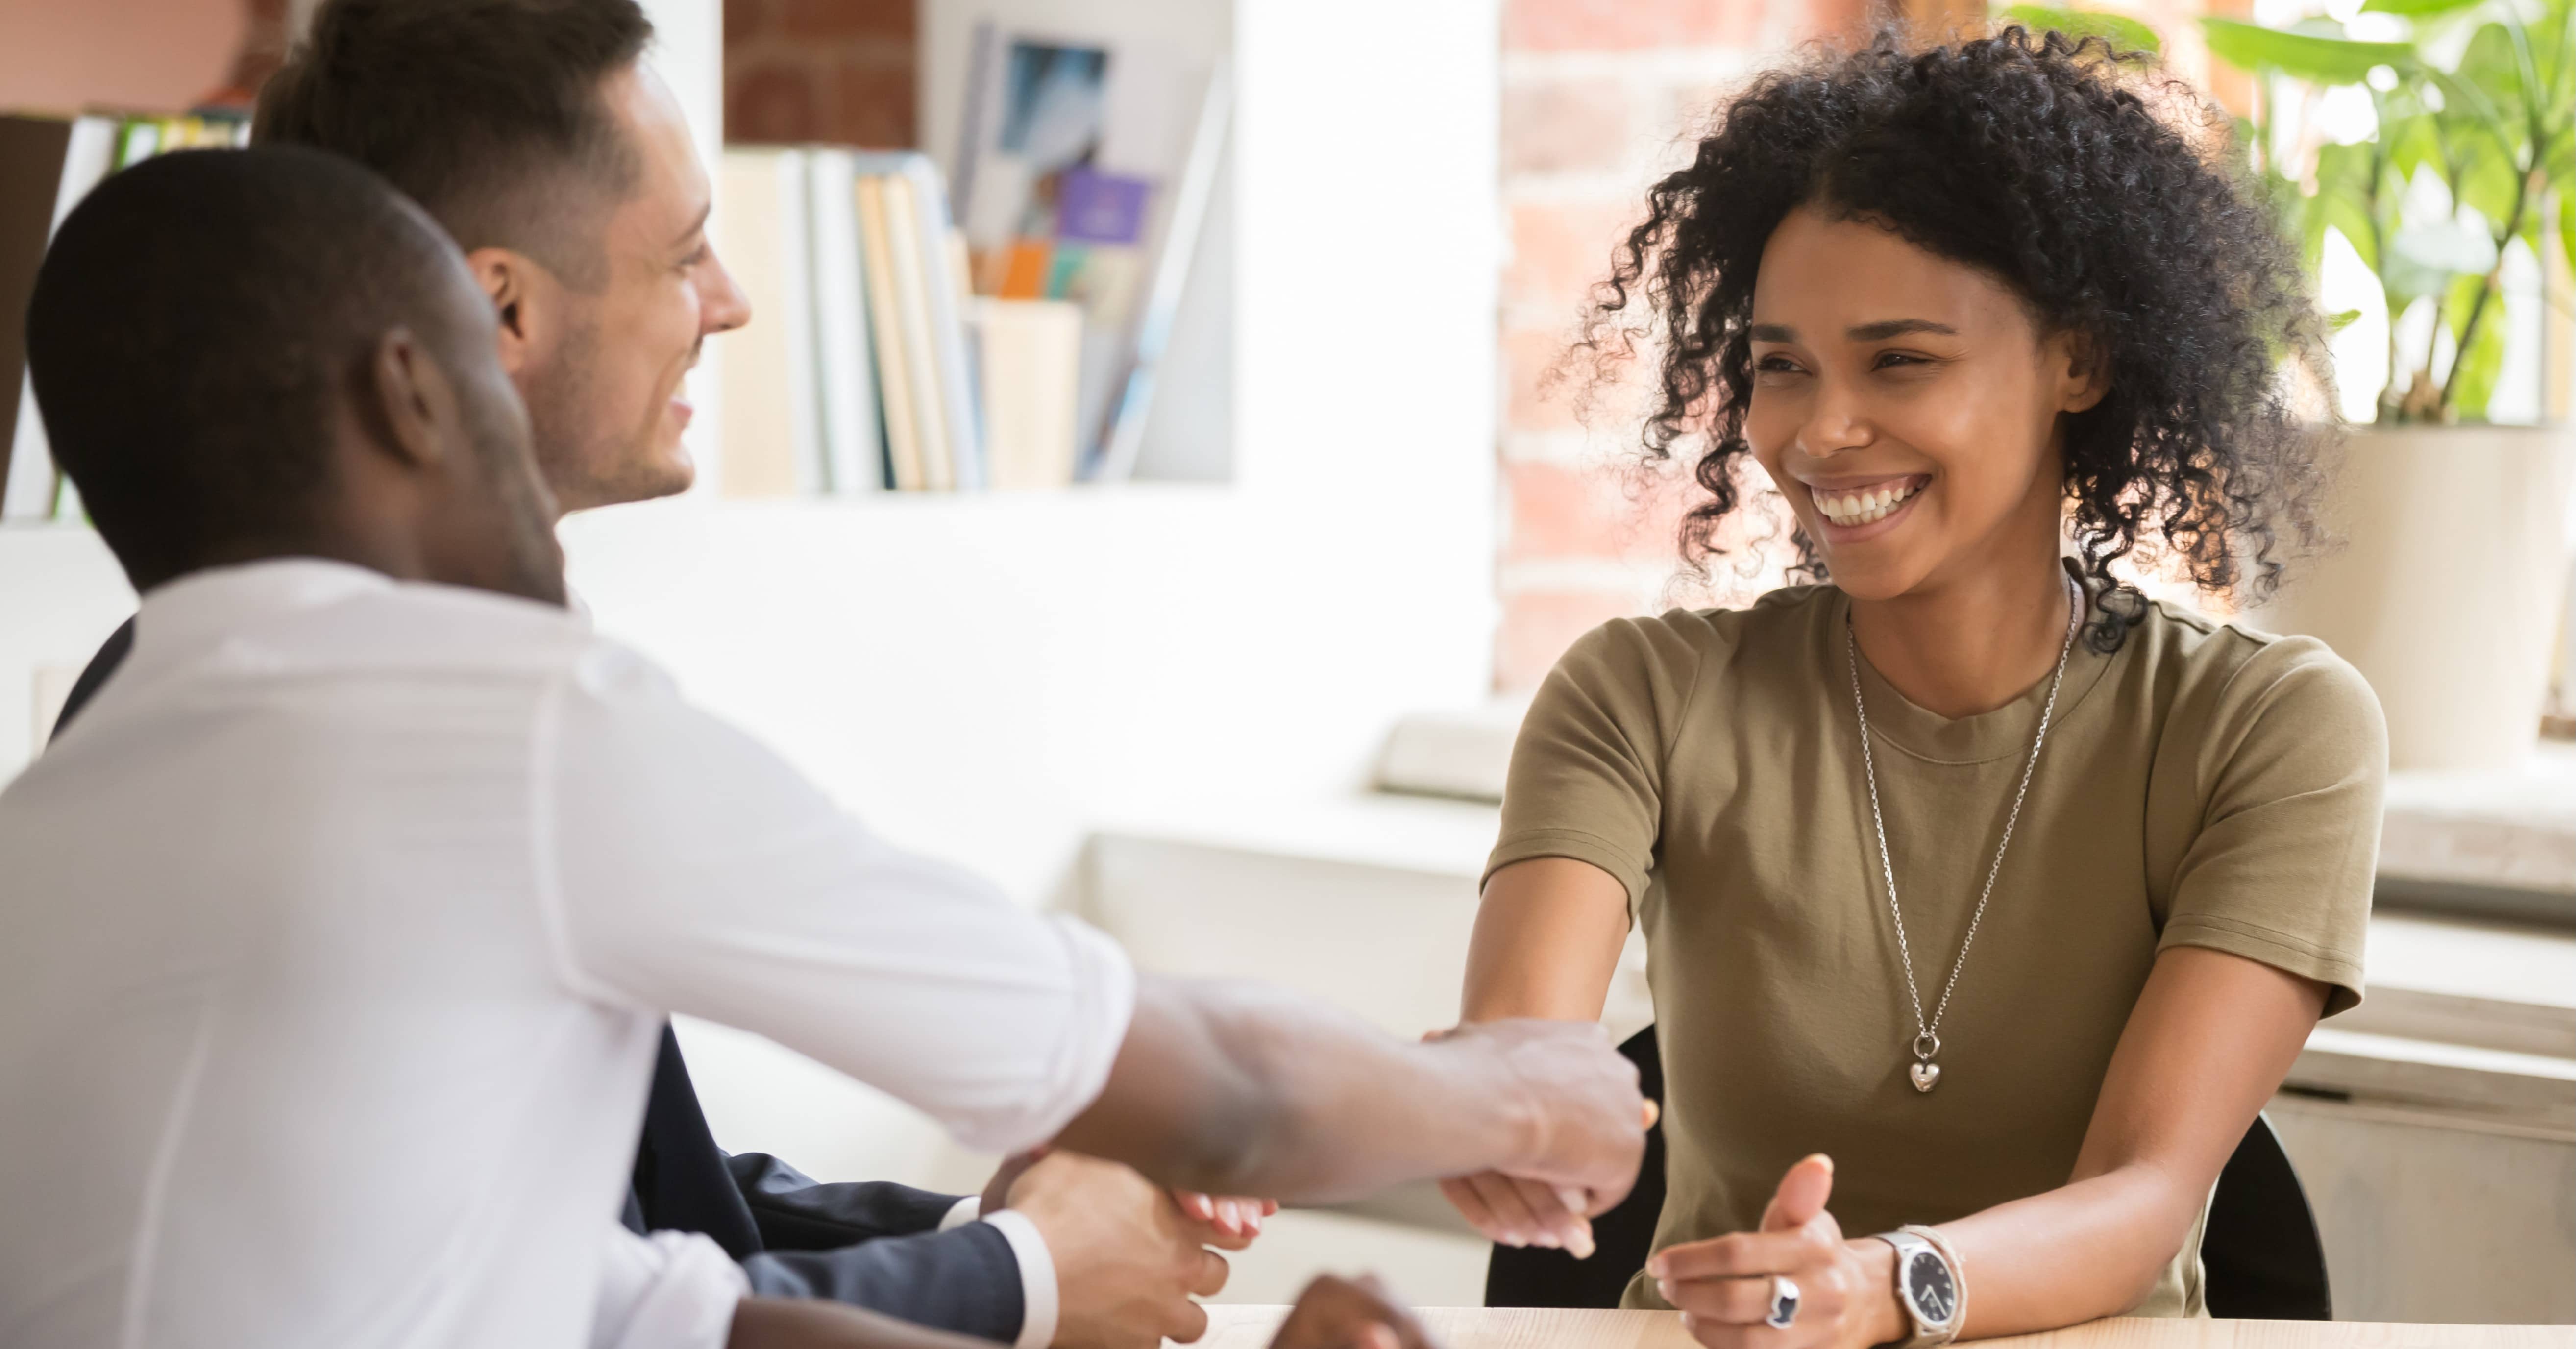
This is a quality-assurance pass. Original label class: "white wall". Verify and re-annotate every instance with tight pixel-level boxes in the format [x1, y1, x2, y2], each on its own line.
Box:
[0, 0, 1505, 1193]
[582, 0, 1503, 1183]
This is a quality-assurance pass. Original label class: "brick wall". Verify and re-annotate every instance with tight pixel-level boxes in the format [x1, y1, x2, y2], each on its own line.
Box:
[1494, 0, 1872, 690]
[723, 0, 916, 147]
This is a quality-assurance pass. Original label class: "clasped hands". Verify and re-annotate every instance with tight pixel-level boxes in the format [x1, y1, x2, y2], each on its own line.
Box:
[978, 1146, 1277, 1349]
[1427, 1027, 1901, 1349]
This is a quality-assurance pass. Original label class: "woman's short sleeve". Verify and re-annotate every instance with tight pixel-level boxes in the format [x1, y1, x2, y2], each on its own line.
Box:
[1484, 616, 1703, 914]
[2158, 638, 2386, 1015]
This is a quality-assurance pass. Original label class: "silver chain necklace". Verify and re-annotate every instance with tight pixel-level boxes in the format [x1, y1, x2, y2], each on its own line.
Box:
[1847, 573, 2082, 1094]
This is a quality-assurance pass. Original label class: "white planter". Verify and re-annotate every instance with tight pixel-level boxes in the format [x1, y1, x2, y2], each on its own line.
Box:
[2248, 423, 2574, 773]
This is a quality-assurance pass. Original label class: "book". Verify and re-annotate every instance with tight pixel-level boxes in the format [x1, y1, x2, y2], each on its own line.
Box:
[970, 298, 1082, 491]
[715, 147, 822, 498]
[853, 152, 985, 491]
[854, 172, 927, 491]
[875, 173, 952, 491]
[949, 25, 1225, 482]
[1, 113, 118, 523]
[804, 149, 887, 493]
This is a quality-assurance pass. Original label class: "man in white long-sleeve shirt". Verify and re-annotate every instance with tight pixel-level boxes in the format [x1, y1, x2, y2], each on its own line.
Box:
[0, 149, 1645, 1349]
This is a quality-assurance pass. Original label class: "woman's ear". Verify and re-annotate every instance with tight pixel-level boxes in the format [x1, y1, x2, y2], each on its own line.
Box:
[2055, 329, 2110, 414]
[466, 246, 543, 378]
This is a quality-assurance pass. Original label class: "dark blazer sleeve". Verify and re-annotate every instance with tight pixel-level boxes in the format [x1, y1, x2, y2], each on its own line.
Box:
[728, 1153, 967, 1248]
[639, 1030, 1025, 1341]
[740, 1225, 1027, 1344]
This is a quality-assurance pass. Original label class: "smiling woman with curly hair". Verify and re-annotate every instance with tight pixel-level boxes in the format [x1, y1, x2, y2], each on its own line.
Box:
[1446, 26, 2387, 1348]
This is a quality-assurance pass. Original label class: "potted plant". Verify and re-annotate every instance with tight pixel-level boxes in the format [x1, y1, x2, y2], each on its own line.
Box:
[2013, 0, 2575, 771]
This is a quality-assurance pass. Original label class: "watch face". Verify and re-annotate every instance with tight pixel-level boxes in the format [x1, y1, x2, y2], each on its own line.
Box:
[1906, 1250, 1958, 1326]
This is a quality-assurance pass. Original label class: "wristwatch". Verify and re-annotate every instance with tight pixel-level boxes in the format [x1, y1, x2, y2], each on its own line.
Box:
[1872, 1226, 1964, 1349]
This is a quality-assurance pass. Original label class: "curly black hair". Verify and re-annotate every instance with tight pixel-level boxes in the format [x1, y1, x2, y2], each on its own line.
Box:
[1584, 25, 2332, 652]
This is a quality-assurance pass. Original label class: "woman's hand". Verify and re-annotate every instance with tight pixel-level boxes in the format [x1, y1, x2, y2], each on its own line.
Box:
[1423, 1023, 1657, 1255]
[1648, 1155, 1905, 1349]
[1172, 1190, 1280, 1244]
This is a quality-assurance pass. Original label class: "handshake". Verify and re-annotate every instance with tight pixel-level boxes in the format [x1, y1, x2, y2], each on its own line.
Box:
[952, 1016, 1655, 1349]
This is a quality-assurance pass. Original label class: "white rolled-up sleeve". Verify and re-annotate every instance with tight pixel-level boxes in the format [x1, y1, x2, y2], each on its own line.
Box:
[590, 1226, 747, 1349]
[532, 644, 1136, 1156]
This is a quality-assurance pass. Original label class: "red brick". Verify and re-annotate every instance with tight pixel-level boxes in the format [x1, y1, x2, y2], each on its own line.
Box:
[774, 0, 914, 42]
[1507, 461, 1698, 562]
[1503, 326, 1585, 434]
[1779, 0, 1875, 44]
[829, 51, 917, 148]
[1503, 201, 1642, 315]
[726, 60, 822, 144]
[725, 0, 769, 49]
[1504, 0, 1766, 52]
[1501, 79, 1632, 176]
[1496, 589, 1650, 690]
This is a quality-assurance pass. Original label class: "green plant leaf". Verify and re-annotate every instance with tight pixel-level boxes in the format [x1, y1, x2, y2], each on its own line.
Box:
[2560, 184, 2573, 268]
[2387, 220, 2499, 296]
[2362, 0, 2486, 15]
[1999, 5, 2164, 53]
[2201, 18, 2420, 84]
[2442, 272, 2507, 418]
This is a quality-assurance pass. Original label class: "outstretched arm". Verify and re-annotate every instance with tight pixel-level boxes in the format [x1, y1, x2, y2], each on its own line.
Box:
[1436, 856, 1637, 1251]
[1050, 973, 1648, 1217]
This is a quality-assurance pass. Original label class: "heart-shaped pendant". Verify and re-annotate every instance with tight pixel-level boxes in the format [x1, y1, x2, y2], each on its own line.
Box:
[1910, 1061, 1941, 1093]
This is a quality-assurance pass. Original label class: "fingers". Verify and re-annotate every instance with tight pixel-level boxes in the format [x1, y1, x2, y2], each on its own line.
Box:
[1191, 1247, 1232, 1298]
[1658, 1274, 1779, 1324]
[1174, 1191, 1268, 1248]
[1463, 1172, 1546, 1247]
[1163, 1294, 1212, 1346]
[1648, 1229, 1838, 1283]
[1268, 1274, 1440, 1349]
[1501, 1174, 1590, 1255]
[1439, 1175, 1498, 1235]
[1759, 1155, 1833, 1233]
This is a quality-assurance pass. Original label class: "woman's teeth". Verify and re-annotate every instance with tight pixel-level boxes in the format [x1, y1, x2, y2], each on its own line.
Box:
[1815, 479, 1921, 527]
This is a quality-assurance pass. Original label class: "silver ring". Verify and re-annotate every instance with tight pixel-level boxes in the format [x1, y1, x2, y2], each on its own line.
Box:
[1766, 1274, 1801, 1329]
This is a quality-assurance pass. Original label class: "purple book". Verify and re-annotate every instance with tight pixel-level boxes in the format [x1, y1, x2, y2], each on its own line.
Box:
[1054, 167, 1152, 245]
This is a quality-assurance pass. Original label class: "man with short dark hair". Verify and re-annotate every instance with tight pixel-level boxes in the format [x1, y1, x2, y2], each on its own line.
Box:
[40, 2, 1281, 1346]
[2, 145, 1642, 1349]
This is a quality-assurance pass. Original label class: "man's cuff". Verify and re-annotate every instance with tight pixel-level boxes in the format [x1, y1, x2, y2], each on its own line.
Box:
[978, 1208, 1058, 1349]
[938, 1195, 982, 1232]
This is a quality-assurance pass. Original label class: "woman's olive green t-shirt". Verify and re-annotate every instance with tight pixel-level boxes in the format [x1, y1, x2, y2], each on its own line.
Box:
[1485, 575, 2385, 1317]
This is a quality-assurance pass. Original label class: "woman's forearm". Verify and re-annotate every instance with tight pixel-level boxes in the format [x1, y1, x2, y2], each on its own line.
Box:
[1462, 857, 1633, 1023]
[1925, 1164, 2205, 1336]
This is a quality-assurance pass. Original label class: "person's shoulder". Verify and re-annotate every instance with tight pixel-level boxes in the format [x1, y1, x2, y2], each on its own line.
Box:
[2129, 594, 2385, 760]
[1561, 581, 1834, 669]
[255, 577, 596, 674]
[1543, 581, 1835, 711]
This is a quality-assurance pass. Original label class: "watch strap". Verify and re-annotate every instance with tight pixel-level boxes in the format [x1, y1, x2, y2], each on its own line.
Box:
[1872, 1228, 1964, 1349]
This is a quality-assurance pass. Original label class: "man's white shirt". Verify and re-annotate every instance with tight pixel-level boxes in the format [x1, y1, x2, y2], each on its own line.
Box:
[0, 559, 1134, 1349]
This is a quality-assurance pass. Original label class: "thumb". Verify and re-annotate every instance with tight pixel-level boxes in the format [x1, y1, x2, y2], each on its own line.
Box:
[1760, 1154, 1834, 1232]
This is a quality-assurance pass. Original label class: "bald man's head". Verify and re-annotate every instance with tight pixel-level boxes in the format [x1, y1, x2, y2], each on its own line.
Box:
[26, 146, 561, 599]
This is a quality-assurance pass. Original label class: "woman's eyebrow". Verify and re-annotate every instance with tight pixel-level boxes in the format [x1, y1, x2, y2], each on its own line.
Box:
[1749, 322, 1796, 342]
[1848, 318, 1958, 341]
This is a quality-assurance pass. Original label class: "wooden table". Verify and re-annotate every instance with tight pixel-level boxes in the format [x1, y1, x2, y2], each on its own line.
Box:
[1185, 1308, 2576, 1349]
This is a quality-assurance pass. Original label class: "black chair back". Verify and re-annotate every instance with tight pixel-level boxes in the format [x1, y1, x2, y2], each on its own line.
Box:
[1483, 1025, 2331, 1319]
